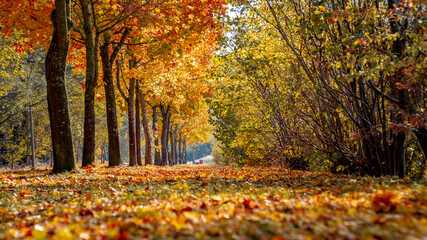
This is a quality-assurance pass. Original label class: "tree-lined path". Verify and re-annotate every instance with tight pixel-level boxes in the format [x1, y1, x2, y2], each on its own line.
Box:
[0, 0, 426, 238]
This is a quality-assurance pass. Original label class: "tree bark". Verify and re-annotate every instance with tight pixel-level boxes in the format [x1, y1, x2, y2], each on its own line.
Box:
[46, 0, 75, 173]
[160, 105, 171, 166]
[99, 29, 129, 167]
[139, 88, 152, 165]
[169, 127, 175, 165]
[415, 128, 427, 161]
[388, 0, 427, 165]
[29, 105, 36, 168]
[178, 134, 182, 164]
[100, 43, 120, 167]
[80, 0, 96, 167]
[174, 127, 178, 165]
[153, 106, 161, 165]
[183, 139, 187, 164]
[135, 83, 142, 166]
[127, 58, 136, 166]
[167, 113, 172, 165]
[26, 109, 30, 166]
[388, 0, 407, 178]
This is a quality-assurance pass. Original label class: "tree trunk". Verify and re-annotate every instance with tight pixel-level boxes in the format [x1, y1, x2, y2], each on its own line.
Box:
[388, 0, 407, 178]
[135, 83, 142, 166]
[80, 0, 96, 168]
[160, 105, 170, 166]
[139, 88, 152, 165]
[100, 29, 129, 167]
[174, 127, 178, 165]
[46, 0, 75, 173]
[127, 64, 136, 166]
[415, 128, 427, 161]
[169, 127, 175, 165]
[100, 35, 125, 167]
[100, 46, 121, 167]
[26, 109, 30, 166]
[29, 105, 36, 168]
[183, 139, 187, 164]
[153, 106, 161, 165]
[178, 134, 182, 164]
[389, 0, 427, 166]
[166, 111, 171, 165]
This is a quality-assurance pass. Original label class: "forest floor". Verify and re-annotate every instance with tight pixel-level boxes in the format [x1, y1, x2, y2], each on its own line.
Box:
[0, 165, 426, 239]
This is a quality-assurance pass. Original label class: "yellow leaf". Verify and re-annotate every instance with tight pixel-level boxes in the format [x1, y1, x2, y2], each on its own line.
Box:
[55, 228, 73, 240]
[32, 225, 47, 240]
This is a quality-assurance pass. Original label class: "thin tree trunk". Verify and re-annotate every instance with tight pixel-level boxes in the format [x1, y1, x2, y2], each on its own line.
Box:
[153, 106, 161, 165]
[415, 128, 427, 161]
[169, 127, 175, 165]
[26, 109, 30, 166]
[174, 127, 178, 165]
[100, 43, 120, 167]
[80, 0, 96, 168]
[166, 111, 171, 165]
[183, 139, 187, 164]
[127, 59, 136, 166]
[389, 0, 407, 178]
[100, 30, 129, 167]
[139, 88, 152, 165]
[167, 111, 171, 165]
[160, 105, 170, 166]
[46, 0, 75, 173]
[29, 105, 36, 168]
[178, 134, 182, 164]
[135, 83, 142, 166]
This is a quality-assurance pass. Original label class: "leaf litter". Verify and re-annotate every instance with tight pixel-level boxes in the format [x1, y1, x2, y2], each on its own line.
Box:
[0, 165, 426, 239]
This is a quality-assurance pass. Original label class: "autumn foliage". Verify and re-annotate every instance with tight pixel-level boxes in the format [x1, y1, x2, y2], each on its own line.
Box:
[210, 0, 426, 177]
[1, 165, 427, 239]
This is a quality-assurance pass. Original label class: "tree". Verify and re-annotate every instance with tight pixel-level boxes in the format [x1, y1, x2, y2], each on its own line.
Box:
[1, 0, 77, 172]
[153, 105, 161, 165]
[116, 54, 137, 166]
[100, 29, 129, 167]
[160, 104, 171, 166]
[79, 0, 97, 167]
[45, 0, 76, 173]
[138, 85, 153, 165]
[211, 0, 426, 176]
[135, 82, 143, 165]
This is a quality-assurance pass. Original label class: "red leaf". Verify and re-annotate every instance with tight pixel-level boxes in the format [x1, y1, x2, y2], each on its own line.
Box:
[243, 199, 252, 210]
[181, 206, 192, 212]
[79, 209, 94, 217]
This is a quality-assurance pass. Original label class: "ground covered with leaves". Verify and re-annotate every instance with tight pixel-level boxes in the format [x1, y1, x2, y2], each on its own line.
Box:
[0, 165, 426, 239]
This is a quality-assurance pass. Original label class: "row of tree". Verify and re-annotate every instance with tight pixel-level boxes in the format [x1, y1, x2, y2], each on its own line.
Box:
[0, 0, 226, 172]
[210, 0, 426, 177]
